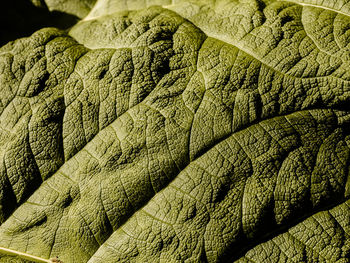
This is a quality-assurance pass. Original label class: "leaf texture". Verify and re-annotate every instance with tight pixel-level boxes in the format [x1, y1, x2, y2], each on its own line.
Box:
[1, 0, 350, 262]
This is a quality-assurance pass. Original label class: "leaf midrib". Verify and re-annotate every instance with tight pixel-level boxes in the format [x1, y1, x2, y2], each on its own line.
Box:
[161, 3, 350, 80]
[0, 246, 53, 263]
[284, 0, 350, 18]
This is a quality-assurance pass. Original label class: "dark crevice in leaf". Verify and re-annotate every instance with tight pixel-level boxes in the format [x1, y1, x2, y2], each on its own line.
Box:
[0, 161, 18, 223]
[31, 72, 50, 97]
[23, 132, 43, 202]
[20, 214, 47, 232]
[200, 240, 209, 263]
[61, 195, 73, 209]
[97, 69, 107, 80]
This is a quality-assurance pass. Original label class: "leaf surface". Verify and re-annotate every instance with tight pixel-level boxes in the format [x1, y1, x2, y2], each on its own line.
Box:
[1, 0, 350, 262]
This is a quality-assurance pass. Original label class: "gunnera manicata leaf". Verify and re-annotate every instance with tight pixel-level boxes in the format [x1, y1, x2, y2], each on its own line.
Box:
[1, 0, 350, 262]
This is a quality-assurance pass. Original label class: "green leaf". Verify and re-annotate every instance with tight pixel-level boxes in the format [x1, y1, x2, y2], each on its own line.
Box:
[1, 0, 350, 262]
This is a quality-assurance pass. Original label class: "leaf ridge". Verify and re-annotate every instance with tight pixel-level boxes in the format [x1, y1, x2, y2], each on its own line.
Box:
[284, 0, 350, 18]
